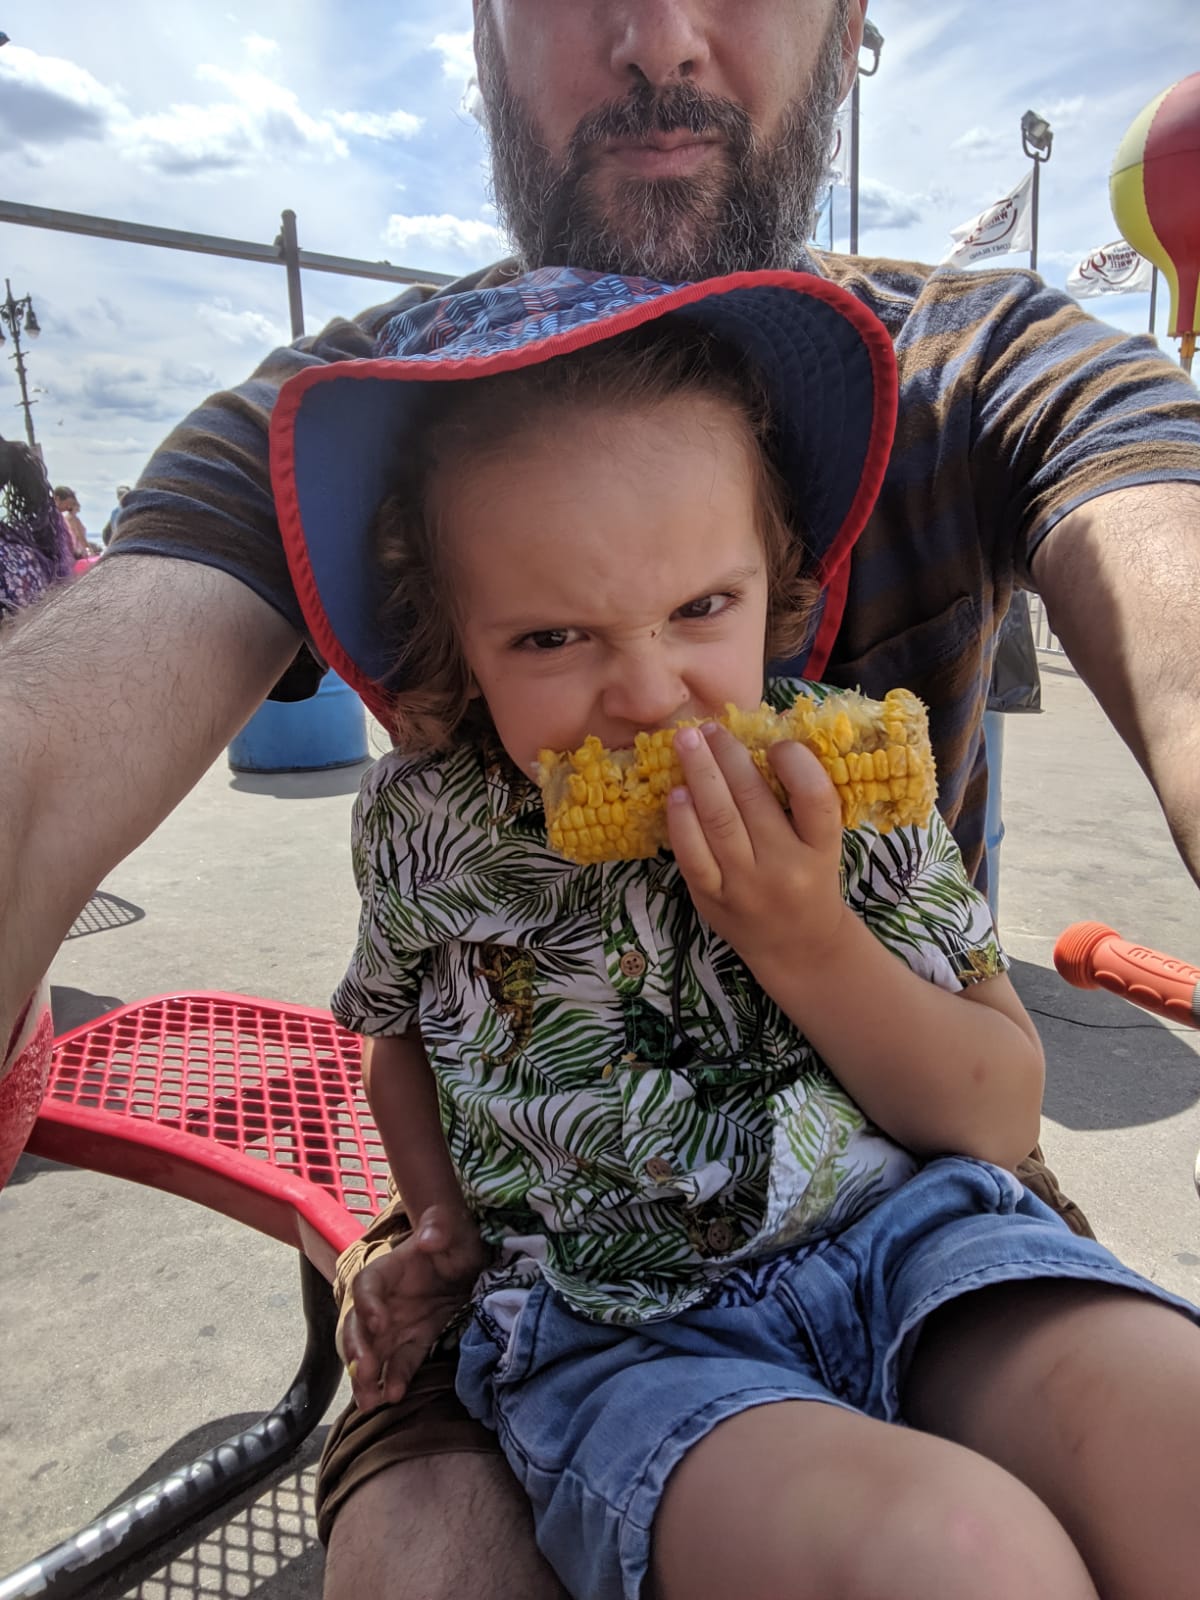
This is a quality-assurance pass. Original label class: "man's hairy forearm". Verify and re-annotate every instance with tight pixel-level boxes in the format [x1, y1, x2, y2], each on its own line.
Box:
[0, 556, 301, 1048]
[1033, 481, 1200, 887]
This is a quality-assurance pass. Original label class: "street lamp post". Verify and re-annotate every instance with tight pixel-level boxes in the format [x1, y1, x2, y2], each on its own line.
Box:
[0, 278, 42, 449]
[848, 20, 884, 256]
[1020, 110, 1053, 273]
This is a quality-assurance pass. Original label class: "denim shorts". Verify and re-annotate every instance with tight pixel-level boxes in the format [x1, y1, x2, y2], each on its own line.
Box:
[456, 1156, 1198, 1600]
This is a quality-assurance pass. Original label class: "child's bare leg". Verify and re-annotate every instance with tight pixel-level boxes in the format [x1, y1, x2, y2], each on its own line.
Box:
[906, 1281, 1200, 1600]
[652, 1400, 1097, 1600]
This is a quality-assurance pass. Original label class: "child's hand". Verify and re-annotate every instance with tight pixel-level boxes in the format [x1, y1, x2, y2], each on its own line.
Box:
[340, 1203, 487, 1412]
[666, 724, 851, 979]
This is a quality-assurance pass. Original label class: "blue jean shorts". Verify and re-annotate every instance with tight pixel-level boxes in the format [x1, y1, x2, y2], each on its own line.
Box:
[456, 1157, 1198, 1600]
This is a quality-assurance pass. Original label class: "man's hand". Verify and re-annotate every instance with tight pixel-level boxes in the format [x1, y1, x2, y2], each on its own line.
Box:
[665, 724, 852, 980]
[340, 1203, 487, 1412]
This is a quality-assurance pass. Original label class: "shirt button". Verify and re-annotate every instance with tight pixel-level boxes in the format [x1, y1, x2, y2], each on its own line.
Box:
[706, 1220, 735, 1253]
[644, 1156, 674, 1182]
[619, 950, 647, 979]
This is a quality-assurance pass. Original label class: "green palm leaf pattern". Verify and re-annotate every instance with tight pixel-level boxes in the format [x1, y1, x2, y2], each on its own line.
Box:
[332, 678, 1007, 1325]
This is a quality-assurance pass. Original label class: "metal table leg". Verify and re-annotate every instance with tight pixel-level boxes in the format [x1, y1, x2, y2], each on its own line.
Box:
[0, 1256, 342, 1600]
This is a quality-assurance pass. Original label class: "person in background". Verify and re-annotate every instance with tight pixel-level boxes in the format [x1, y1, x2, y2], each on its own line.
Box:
[50, 486, 89, 560]
[2, 3, 1199, 1595]
[1, 440, 75, 627]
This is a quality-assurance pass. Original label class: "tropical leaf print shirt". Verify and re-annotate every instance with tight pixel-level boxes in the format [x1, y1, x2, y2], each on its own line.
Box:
[332, 679, 1007, 1327]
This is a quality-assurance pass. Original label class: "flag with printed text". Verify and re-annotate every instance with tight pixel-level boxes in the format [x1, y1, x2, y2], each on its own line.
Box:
[1067, 240, 1155, 298]
[941, 171, 1034, 267]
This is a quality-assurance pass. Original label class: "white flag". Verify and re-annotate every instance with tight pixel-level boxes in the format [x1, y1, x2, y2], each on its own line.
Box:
[941, 170, 1034, 267]
[825, 105, 851, 188]
[1067, 240, 1155, 298]
[461, 73, 485, 126]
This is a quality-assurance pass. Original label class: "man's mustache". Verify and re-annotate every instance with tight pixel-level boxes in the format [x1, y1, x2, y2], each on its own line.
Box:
[566, 81, 754, 161]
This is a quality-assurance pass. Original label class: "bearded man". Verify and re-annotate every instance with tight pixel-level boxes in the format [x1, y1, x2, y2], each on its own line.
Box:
[3, 5, 1199, 1598]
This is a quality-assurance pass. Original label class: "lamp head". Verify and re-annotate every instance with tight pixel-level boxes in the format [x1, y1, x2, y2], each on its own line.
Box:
[1021, 110, 1053, 158]
[24, 306, 40, 339]
[859, 19, 884, 76]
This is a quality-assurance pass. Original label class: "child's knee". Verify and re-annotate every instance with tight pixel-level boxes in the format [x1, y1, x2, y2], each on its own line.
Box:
[827, 1455, 1098, 1600]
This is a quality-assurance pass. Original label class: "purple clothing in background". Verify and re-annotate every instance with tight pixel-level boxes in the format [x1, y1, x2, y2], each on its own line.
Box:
[0, 452, 76, 622]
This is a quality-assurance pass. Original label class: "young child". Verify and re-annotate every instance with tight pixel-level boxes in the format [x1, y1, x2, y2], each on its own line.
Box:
[273, 270, 1200, 1600]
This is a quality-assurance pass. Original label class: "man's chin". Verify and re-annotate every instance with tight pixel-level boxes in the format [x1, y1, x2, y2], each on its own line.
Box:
[561, 204, 727, 279]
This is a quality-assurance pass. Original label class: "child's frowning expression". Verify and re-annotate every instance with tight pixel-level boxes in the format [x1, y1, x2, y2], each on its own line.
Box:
[440, 392, 772, 778]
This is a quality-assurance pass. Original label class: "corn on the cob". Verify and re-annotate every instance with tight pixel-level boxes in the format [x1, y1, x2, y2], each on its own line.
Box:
[536, 687, 937, 864]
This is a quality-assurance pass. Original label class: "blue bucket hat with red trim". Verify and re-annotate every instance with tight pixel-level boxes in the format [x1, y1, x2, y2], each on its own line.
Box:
[270, 266, 897, 724]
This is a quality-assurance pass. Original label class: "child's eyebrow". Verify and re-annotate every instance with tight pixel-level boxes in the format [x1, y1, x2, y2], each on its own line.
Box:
[478, 564, 764, 636]
[480, 565, 766, 636]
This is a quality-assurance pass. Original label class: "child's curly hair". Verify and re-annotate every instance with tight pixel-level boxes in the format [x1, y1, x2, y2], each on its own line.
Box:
[373, 324, 820, 753]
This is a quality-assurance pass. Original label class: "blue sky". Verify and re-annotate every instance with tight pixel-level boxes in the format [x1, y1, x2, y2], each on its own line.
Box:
[1, 1, 1194, 527]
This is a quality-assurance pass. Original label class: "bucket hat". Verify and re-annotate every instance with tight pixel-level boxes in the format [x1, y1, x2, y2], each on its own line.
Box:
[270, 266, 897, 724]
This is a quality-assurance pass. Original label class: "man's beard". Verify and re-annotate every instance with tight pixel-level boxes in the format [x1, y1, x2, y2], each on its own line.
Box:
[476, 6, 848, 279]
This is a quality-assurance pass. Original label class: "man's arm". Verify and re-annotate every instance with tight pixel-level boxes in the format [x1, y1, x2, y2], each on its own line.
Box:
[0, 555, 300, 1050]
[1032, 480, 1200, 887]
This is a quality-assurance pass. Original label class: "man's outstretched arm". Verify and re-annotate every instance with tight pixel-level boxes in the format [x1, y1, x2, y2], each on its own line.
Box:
[1033, 480, 1200, 888]
[0, 555, 301, 1051]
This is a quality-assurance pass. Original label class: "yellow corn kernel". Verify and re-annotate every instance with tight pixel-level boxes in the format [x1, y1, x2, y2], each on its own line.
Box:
[536, 686, 938, 864]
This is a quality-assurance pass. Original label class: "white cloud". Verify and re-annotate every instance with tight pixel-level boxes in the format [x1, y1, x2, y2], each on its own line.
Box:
[1, 45, 423, 177]
[859, 180, 926, 231]
[383, 212, 503, 260]
[0, 43, 128, 149]
[196, 299, 287, 347]
[243, 33, 280, 62]
[431, 30, 475, 81]
[329, 109, 424, 141]
[951, 126, 1011, 161]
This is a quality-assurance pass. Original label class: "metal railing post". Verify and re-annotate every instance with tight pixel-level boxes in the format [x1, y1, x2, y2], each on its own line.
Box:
[278, 210, 305, 339]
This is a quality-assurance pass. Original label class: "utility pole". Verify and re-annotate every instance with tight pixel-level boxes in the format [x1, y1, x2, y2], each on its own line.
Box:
[1020, 111, 1053, 272]
[0, 278, 42, 449]
[848, 20, 884, 255]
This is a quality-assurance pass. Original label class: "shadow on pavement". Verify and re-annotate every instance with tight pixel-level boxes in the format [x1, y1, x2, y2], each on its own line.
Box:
[65, 892, 146, 941]
[51, 985, 126, 1035]
[227, 764, 371, 800]
[1010, 957, 1200, 1132]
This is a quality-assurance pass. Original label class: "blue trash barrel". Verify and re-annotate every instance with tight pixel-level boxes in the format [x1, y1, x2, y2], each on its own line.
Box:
[982, 709, 1005, 925]
[228, 671, 368, 773]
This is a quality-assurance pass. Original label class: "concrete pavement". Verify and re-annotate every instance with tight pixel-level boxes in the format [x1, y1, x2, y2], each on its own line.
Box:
[1, 662, 1198, 1597]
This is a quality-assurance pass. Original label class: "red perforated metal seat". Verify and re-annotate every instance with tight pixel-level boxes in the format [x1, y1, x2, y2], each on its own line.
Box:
[30, 992, 389, 1275]
[2, 993, 389, 1600]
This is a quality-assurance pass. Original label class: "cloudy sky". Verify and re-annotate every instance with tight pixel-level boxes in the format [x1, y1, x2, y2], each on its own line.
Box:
[1, 1, 1193, 529]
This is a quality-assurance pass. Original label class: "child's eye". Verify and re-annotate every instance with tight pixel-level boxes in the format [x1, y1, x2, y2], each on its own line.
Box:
[673, 593, 734, 621]
[516, 628, 578, 651]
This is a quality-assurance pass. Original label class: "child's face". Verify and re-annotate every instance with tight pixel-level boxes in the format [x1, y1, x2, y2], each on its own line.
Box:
[443, 392, 772, 777]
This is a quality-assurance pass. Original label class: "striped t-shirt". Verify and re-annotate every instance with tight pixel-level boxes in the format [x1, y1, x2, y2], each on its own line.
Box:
[109, 251, 1200, 884]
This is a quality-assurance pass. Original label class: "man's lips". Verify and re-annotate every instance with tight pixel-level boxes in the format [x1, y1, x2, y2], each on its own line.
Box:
[599, 133, 721, 179]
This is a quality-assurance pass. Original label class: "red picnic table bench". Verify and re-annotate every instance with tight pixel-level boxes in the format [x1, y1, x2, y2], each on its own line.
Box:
[0, 991, 389, 1600]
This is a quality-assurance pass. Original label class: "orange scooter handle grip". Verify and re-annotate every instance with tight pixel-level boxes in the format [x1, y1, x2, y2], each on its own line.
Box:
[1053, 922, 1200, 1029]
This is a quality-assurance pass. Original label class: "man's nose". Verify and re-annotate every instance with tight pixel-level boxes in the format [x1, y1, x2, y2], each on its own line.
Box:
[608, 1, 713, 86]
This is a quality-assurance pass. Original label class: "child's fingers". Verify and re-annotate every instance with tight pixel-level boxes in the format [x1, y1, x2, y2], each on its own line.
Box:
[665, 783, 722, 895]
[768, 742, 843, 854]
[671, 727, 754, 867]
[701, 725, 808, 854]
[377, 1341, 428, 1406]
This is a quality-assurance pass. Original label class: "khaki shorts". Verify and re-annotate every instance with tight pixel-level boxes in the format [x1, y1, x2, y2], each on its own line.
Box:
[314, 1147, 1093, 1545]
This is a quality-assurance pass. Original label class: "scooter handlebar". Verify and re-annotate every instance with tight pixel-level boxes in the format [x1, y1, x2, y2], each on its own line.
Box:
[1053, 922, 1200, 1029]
